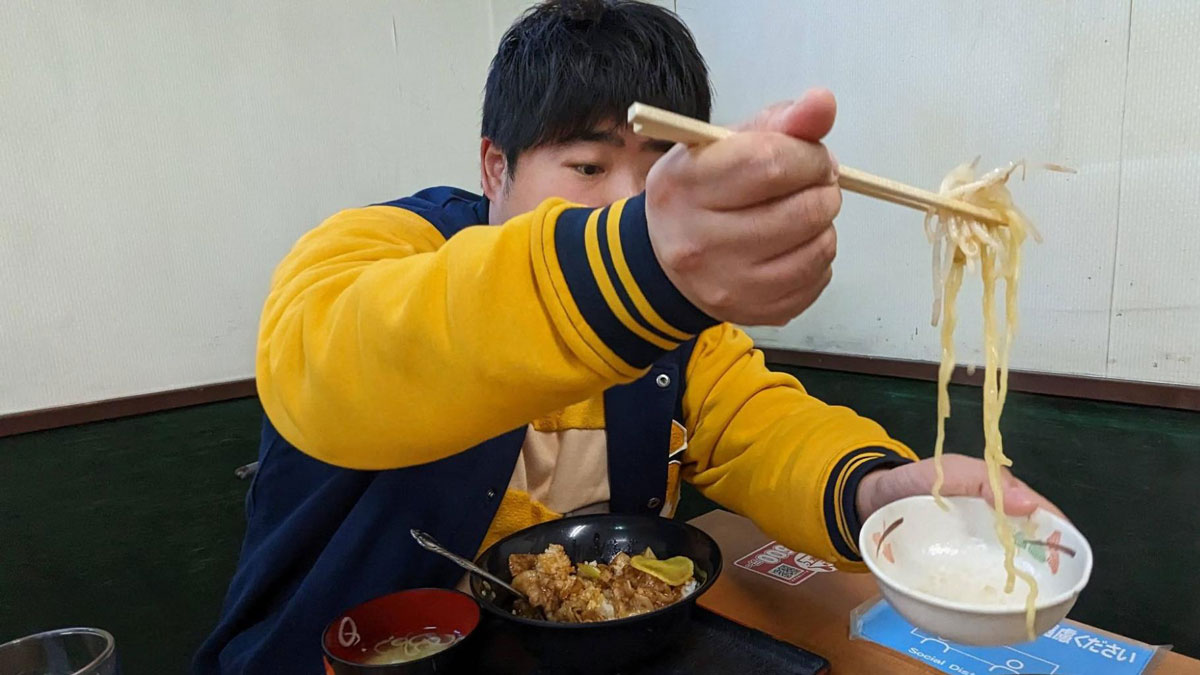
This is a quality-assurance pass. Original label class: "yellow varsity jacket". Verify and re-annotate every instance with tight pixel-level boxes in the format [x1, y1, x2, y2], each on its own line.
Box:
[256, 191, 916, 569]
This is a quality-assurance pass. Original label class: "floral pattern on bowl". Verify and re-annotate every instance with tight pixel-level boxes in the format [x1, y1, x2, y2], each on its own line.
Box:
[1015, 528, 1076, 575]
[870, 517, 904, 564]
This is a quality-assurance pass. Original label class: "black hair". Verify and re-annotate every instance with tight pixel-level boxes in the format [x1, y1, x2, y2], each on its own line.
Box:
[482, 0, 711, 174]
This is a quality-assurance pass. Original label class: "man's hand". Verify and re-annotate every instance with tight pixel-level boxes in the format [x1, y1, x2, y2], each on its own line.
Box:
[644, 89, 841, 326]
[856, 453, 1064, 521]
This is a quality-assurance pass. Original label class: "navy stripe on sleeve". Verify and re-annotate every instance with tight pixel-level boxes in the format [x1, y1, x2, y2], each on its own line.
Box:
[553, 206, 671, 368]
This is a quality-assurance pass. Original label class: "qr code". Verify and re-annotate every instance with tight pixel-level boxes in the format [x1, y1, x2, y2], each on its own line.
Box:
[768, 565, 802, 580]
[735, 541, 834, 586]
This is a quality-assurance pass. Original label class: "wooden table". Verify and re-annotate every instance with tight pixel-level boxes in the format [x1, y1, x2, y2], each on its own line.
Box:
[689, 510, 1200, 674]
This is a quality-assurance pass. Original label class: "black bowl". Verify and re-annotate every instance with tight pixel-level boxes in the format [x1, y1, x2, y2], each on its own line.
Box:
[469, 514, 722, 673]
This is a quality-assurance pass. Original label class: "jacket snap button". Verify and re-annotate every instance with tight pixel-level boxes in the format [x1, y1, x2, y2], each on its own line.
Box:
[655, 374, 671, 388]
[646, 497, 662, 509]
[486, 488, 497, 500]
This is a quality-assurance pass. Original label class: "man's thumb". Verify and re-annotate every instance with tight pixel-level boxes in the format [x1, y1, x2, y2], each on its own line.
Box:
[740, 88, 837, 142]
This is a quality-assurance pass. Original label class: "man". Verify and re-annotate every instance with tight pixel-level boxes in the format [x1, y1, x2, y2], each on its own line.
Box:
[196, 1, 1057, 672]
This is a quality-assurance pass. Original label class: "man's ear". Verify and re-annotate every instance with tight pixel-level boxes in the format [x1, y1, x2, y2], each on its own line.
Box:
[480, 138, 508, 201]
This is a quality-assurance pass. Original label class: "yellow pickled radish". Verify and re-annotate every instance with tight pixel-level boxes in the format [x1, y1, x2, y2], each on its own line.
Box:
[577, 563, 601, 580]
[630, 554, 694, 586]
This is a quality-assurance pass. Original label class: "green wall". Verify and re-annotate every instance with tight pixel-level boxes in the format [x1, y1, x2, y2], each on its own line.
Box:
[2, 367, 1197, 672]
[0, 399, 260, 673]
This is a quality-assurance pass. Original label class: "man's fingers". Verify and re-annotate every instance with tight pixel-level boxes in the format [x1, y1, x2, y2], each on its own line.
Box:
[643, 90, 842, 326]
[855, 455, 1067, 524]
[973, 467, 1064, 520]
[671, 87, 837, 211]
[999, 484, 1040, 517]
[707, 184, 840, 252]
[684, 132, 835, 209]
[1003, 481, 1067, 520]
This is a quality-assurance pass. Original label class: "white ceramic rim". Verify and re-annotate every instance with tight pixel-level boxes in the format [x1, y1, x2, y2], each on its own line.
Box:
[859, 495, 1094, 615]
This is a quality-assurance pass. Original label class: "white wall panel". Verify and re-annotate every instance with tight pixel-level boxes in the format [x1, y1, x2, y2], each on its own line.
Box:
[3, 1, 1196, 415]
[677, 1, 1179, 382]
[1107, 3, 1200, 385]
[0, 1, 494, 414]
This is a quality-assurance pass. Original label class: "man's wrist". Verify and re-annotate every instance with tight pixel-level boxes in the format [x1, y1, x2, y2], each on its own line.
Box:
[854, 466, 889, 523]
[825, 448, 912, 561]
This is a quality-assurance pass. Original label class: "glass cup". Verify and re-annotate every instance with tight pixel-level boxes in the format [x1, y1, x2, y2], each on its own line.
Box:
[0, 627, 118, 675]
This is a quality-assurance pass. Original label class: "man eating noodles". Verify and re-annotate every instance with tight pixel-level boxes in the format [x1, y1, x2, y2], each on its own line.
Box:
[195, 1, 1059, 671]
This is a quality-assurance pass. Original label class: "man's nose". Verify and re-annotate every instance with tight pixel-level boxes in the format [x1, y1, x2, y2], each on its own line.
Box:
[603, 170, 646, 203]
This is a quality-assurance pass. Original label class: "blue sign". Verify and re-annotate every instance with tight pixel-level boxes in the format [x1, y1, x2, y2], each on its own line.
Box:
[855, 601, 1156, 675]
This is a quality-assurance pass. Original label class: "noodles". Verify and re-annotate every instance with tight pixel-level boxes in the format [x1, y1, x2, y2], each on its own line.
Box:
[362, 631, 462, 665]
[926, 159, 1043, 640]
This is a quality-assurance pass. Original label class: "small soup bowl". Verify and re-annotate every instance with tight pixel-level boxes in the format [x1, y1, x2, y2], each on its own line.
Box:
[860, 495, 1092, 646]
[322, 588, 479, 674]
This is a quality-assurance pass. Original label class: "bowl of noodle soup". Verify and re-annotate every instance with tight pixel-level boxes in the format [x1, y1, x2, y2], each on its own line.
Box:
[322, 588, 478, 673]
[860, 495, 1092, 646]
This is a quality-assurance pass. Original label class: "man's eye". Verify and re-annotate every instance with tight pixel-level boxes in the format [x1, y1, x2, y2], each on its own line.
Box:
[572, 164, 605, 177]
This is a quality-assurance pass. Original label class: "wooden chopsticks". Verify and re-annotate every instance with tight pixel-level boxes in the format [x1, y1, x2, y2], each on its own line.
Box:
[627, 102, 1008, 227]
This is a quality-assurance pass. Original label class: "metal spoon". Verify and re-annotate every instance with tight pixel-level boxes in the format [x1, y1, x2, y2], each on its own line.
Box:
[409, 529, 526, 600]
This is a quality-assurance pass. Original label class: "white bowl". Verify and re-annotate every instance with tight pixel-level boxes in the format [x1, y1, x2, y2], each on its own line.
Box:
[859, 495, 1092, 646]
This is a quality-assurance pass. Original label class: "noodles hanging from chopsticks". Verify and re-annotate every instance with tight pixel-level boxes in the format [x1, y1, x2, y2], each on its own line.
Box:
[926, 158, 1055, 640]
